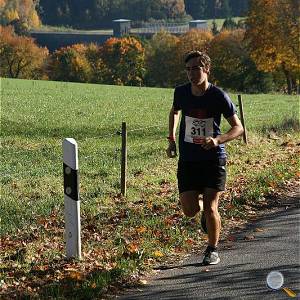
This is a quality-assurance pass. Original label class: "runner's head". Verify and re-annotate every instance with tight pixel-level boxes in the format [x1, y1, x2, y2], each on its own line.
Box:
[185, 51, 211, 73]
[184, 51, 210, 86]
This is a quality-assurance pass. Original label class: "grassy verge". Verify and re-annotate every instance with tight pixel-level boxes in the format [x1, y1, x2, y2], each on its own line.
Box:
[0, 78, 299, 299]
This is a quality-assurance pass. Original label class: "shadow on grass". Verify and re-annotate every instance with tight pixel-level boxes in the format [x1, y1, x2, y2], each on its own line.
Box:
[261, 117, 300, 133]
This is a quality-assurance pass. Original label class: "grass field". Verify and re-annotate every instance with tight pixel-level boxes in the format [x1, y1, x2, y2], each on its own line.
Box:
[0, 78, 299, 298]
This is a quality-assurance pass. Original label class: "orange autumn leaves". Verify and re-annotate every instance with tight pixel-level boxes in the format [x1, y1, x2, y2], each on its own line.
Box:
[245, 0, 299, 91]
[47, 37, 145, 85]
[0, 0, 41, 28]
[0, 25, 48, 78]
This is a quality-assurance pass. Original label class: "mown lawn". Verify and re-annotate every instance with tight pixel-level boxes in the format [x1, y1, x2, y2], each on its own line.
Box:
[0, 78, 299, 299]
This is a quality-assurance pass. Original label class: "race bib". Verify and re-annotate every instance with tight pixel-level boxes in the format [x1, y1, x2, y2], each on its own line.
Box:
[184, 116, 214, 143]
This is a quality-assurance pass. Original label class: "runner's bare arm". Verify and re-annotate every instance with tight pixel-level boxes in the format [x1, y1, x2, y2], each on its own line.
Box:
[216, 114, 244, 144]
[200, 114, 243, 150]
[168, 107, 181, 139]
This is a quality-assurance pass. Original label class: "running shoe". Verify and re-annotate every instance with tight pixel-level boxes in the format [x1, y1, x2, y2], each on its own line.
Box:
[202, 246, 220, 265]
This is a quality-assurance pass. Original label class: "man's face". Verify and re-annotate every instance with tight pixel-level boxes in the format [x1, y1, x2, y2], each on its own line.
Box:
[185, 57, 209, 86]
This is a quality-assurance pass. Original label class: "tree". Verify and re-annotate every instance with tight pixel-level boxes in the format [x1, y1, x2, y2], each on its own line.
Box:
[221, 18, 238, 31]
[85, 43, 109, 83]
[47, 44, 92, 83]
[184, 0, 206, 19]
[229, 0, 249, 17]
[204, 0, 216, 18]
[245, 0, 300, 94]
[145, 30, 179, 87]
[101, 37, 145, 86]
[175, 29, 213, 84]
[219, 0, 231, 18]
[0, 25, 48, 78]
[0, 0, 41, 30]
[209, 29, 274, 93]
[39, 0, 188, 28]
[211, 19, 219, 35]
[160, 0, 186, 19]
[209, 29, 245, 90]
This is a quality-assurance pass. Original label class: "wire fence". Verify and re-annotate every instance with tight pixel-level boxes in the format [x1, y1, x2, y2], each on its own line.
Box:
[0, 123, 167, 183]
[130, 25, 189, 34]
[1, 95, 248, 191]
[131, 24, 189, 34]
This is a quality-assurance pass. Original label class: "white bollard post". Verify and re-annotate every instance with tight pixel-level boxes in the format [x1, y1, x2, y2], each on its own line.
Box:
[63, 138, 81, 259]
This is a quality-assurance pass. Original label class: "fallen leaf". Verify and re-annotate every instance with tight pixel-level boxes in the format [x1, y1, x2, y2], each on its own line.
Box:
[126, 243, 139, 254]
[227, 235, 236, 242]
[185, 238, 194, 245]
[65, 268, 83, 281]
[139, 279, 148, 285]
[66, 270, 84, 281]
[136, 226, 147, 234]
[153, 250, 164, 257]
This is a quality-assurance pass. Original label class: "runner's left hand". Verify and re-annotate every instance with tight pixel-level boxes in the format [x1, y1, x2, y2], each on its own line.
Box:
[198, 137, 219, 150]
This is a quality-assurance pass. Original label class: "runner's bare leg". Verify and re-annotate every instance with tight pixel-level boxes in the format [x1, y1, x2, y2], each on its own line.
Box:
[203, 188, 222, 247]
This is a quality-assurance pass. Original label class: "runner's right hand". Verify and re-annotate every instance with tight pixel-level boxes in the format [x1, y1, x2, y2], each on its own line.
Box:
[166, 140, 177, 158]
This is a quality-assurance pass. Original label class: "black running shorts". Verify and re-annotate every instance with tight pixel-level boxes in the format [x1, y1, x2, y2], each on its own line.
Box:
[177, 158, 226, 194]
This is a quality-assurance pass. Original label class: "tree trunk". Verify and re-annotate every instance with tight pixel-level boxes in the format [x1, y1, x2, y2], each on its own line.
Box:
[281, 62, 293, 94]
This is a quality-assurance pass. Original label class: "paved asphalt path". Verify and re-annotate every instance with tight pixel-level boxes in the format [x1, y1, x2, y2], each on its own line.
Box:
[117, 188, 300, 300]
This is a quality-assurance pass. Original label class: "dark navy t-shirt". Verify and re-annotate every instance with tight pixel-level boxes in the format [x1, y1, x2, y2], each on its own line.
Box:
[173, 82, 236, 162]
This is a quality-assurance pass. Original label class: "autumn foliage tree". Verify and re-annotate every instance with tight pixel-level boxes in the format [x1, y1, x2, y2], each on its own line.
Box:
[0, 0, 41, 33]
[145, 31, 179, 87]
[47, 44, 92, 83]
[209, 29, 274, 92]
[245, 0, 300, 94]
[100, 37, 145, 86]
[175, 29, 213, 84]
[84, 43, 109, 84]
[0, 25, 48, 79]
[209, 30, 246, 90]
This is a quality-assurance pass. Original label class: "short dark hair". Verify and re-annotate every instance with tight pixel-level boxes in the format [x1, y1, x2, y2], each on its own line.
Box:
[184, 51, 211, 69]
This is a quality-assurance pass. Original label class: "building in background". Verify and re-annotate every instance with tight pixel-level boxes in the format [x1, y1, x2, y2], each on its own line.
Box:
[30, 19, 208, 51]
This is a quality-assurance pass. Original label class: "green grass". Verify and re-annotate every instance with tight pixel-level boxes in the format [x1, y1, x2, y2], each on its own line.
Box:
[1, 77, 298, 234]
[1, 79, 172, 233]
[0, 78, 299, 299]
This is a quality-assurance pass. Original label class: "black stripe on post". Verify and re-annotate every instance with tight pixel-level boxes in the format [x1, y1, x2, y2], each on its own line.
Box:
[63, 163, 79, 201]
[121, 122, 127, 196]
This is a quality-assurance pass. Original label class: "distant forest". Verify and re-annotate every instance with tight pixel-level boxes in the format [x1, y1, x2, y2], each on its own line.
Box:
[38, 0, 249, 29]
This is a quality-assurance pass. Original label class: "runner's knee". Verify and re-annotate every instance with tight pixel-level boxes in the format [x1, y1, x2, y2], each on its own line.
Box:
[182, 206, 199, 217]
[204, 206, 219, 217]
[179, 191, 200, 217]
